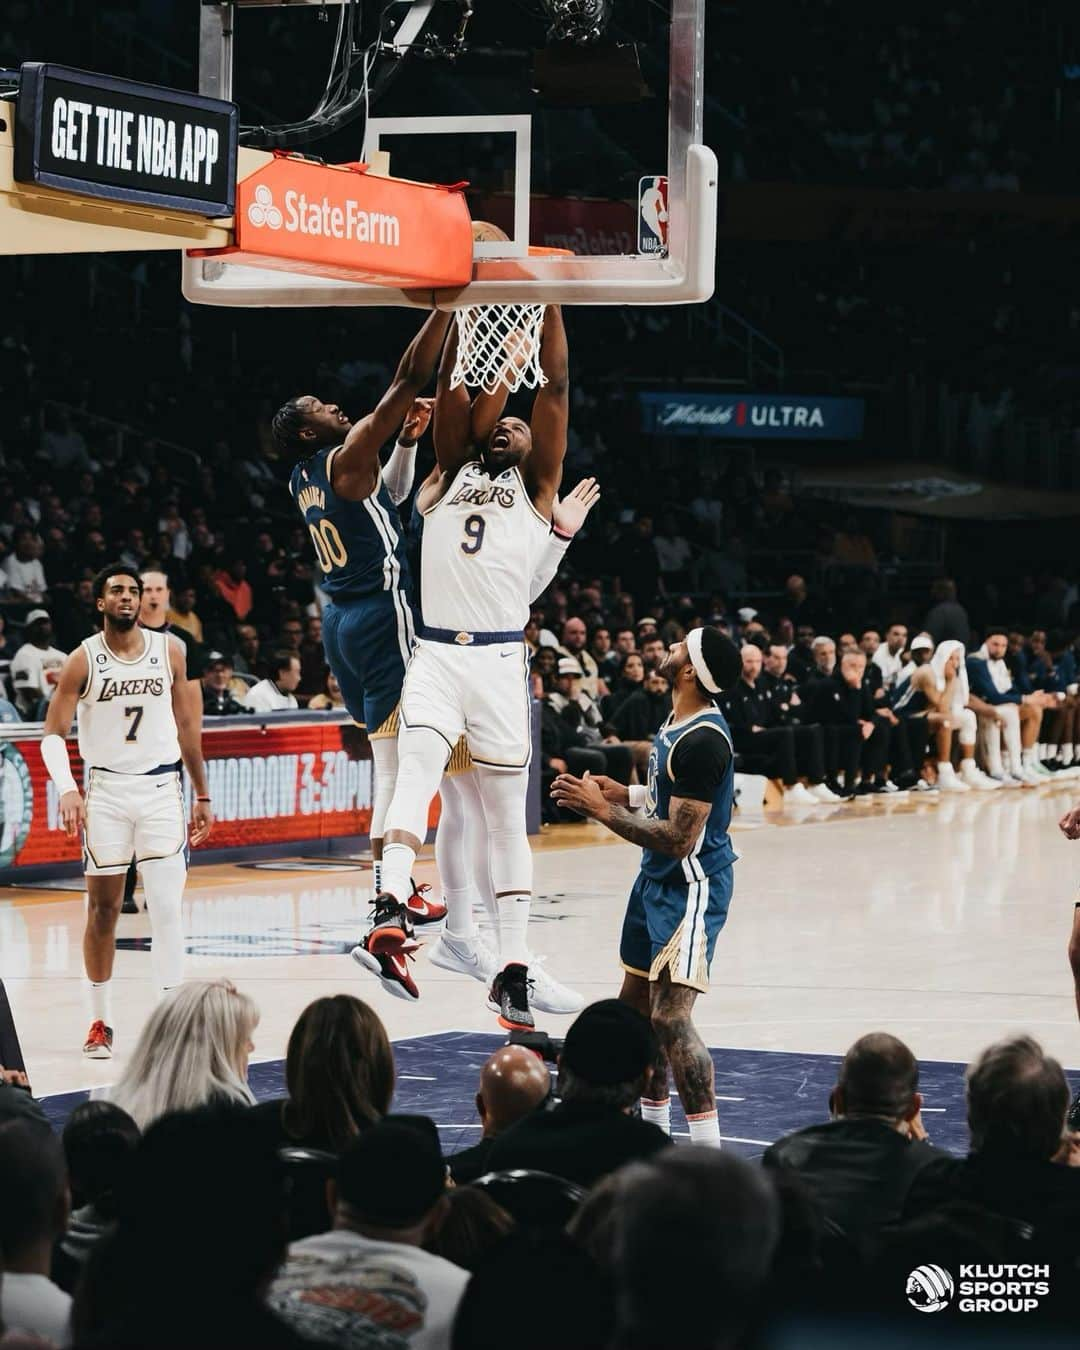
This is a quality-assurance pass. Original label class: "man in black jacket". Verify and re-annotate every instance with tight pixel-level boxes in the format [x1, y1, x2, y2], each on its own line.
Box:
[800, 650, 888, 794]
[482, 1000, 671, 1188]
[721, 645, 835, 803]
[763, 1032, 945, 1238]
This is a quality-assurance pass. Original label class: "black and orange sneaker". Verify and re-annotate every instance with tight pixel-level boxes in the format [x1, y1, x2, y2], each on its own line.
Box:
[488, 963, 534, 1032]
[362, 894, 414, 956]
[405, 881, 447, 927]
[352, 937, 421, 1001]
[83, 1020, 113, 1060]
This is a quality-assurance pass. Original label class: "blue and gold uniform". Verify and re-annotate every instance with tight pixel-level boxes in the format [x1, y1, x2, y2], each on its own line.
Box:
[620, 706, 736, 992]
[290, 445, 415, 735]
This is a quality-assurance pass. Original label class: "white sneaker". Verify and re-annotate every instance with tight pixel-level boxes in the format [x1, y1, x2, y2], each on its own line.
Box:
[527, 956, 585, 1015]
[810, 782, 843, 803]
[937, 764, 970, 792]
[784, 783, 819, 805]
[1017, 766, 1045, 786]
[960, 763, 1000, 791]
[428, 931, 499, 984]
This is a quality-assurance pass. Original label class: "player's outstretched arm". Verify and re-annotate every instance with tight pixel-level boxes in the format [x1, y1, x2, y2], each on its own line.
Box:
[41, 648, 89, 839]
[523, 306, 569, 520]
[432, 319, 476, 480]
[334, 311, 452, 500]
[169, 641, 213, 847]
[529, 477, 601, 601]
[382, 397, 432, 505]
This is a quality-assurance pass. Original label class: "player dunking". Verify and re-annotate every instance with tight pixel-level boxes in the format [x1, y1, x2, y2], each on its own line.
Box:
[552, 627, 742, 1146]
[41, 566, 213, 1059]
[359, 307, 570, 1030]
[275, 310, 453, 929]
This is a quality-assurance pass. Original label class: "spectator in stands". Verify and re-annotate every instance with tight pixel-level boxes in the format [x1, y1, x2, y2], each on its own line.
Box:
[903, 1036, 1080, 1254]
[10, 611, 65, 718]
[74, 1107, 304, 1349]
[269, 1119, 467, 1349]
[308, 670, 346, 712]
[924, 577, 970, 645]
[786, 623, 818, 681]
[483, 1000, 671, 1187]
[602, 650, 645, 721]
[2, 528, 48, 611]
[967, 628, 1051, 784]
[784, 573, 832, 633]
[252, 995, 394, 1154]
[246, 651, 301, 713]
[212, 557, 253, 623]
[809, 635, 837, 678]
[297, 614, 327, 703]
[559, 617, 605, 699]
[872, 622, 909, 694]
[722, 645, 836, 803]
[859, 629, 881, 662]
[547, 658, 633, 785]
[762, 641, 796, 692]
[165, 584, 203, 643]
[425, 1188, 514, 1274]
[801, 650, 888, 795]
[0, 1120, 72, 1346]
[448, 1045, 552, 1184]
[42, 409, 94, 474]
[278, 618, 304, 654]
[55, 1102, 140, 1294]
[55, 576, 98, 651]
[232, 622, 262, 677]
[609, 667, 672, 778]
[640, 633, 666, 673]
[764, 1033, 945, 1236]
[590, 626, 618, 682]
[107, 979, 258, 1130]
[612, 1149, 781, 1350]
[202, 652, 250, 716]
[0, 1064, 46, 1128]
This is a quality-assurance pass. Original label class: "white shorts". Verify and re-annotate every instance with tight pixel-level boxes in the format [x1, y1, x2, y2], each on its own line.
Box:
[83, 768, 187, 875]
[400, 639, 531, 770]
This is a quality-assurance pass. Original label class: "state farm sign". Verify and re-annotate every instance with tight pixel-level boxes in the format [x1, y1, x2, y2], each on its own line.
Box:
[192, 154, 473, 290]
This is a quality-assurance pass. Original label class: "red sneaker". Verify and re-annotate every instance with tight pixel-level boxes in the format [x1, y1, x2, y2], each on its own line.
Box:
[364, 894, 414, 956]
[351, 937, 421, 1001]
[83, 1020, 114, 1059]
[405, 882, 447, 927]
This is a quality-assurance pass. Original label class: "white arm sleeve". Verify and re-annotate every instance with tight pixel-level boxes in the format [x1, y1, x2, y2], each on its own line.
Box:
[628, 784, 649, 810]
[529, 532, 571, 602]
[41, 733, 78, 796]
[381, 439, 418, 505]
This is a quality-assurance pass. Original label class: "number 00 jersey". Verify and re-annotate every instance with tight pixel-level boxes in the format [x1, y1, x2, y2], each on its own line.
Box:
[78, 630, 181, 774]
[418, 460, 550, 633]
[290, 446, 411, 601]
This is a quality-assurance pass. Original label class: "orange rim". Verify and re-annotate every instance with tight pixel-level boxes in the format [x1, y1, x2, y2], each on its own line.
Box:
[526, 245, 574, 258]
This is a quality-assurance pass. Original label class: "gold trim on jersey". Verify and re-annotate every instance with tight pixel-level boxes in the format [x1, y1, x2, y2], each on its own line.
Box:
[444, 736, 473, 777]
[369, 705, 400, 740]
[619, 961, 651, 980]
[649, 919, 710, 994]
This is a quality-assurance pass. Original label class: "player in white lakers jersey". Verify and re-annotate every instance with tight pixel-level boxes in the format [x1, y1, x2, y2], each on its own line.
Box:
[362, 307, 569, 1030]
[41, 565, 213, 1059]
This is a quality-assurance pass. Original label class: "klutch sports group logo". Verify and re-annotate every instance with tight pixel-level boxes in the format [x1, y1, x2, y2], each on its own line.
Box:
[247, 184, 283, 230]
[906, 1265, 954, 1313]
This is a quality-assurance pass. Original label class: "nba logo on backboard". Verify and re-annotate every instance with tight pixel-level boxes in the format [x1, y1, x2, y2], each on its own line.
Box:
[638, 176, 669, 256]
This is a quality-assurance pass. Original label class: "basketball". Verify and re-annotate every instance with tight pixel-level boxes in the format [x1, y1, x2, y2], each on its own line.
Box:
[471, 219, 511, 243]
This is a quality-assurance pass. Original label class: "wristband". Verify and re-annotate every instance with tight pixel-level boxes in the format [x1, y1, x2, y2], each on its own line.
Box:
[396, 437, 417, 450]
[628, 784, 648, 810]
[196, 796, 212, 802]
[552, 526, 574, 542]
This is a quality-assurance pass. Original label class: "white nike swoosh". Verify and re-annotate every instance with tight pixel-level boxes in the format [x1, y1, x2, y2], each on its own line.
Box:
[389, 955, 409, 978]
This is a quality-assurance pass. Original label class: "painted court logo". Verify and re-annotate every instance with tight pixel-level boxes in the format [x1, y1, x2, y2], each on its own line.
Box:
[907, 1265, 1050, 1314]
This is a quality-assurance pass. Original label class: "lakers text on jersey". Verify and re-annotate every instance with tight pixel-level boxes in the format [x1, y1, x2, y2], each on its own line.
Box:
[78, 630, 185, 874]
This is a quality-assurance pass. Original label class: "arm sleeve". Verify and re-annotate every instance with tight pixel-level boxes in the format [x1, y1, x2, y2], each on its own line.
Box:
[381, 440, 418, 505]
[670, 726, 732, 803]
[529, 531, 572, 602]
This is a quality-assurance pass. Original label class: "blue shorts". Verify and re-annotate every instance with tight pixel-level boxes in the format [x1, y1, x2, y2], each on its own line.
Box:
[321, 590, 415, 733]
[619, 865, 733, 992]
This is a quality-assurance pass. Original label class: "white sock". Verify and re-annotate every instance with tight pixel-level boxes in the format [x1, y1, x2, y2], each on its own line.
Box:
[960, 758, 977, 775]
[380, 842, 416, 906]
[687, 1110, 722, 1146]
[140, 853, 187, 993]
[497, 894, 530, 968]
[1022, 747, 1036, 768]
[371, 857, 383, 896]
[937, 761, 953, 777]
[89, 979, 112, 1025]
[434, 779, 480, 941]
[1062, 745, 1074, 765]
[641, 1097, 671, 1133]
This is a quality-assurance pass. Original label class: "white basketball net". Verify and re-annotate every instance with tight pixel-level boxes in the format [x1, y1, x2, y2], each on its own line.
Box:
[450, 303, 547, 395]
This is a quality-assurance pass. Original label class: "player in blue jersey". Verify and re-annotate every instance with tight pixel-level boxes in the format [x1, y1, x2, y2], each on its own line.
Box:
[551, 626, 742, 1147]
[273, 309, 453, 935]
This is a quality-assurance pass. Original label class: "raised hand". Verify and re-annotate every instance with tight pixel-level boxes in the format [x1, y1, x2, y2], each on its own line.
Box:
[551, 477, 601, 539]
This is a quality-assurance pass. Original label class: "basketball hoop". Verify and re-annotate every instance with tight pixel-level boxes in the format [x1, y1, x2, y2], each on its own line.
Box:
[451, 302, 547, 395]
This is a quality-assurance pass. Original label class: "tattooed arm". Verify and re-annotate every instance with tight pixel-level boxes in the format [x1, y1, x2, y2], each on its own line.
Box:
[550, 774, 711, 858]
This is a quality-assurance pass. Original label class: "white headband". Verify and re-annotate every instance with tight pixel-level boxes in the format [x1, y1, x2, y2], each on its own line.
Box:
[687, 626, 720, 693]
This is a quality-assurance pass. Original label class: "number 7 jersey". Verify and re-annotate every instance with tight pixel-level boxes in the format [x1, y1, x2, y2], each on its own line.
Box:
[290, 445, 411, 600]
[78, 629, 181, 773]
[418, 460, 551, 632]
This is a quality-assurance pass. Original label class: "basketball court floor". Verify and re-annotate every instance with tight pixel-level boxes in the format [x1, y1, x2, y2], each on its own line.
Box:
[4, 780, 1079, 1158]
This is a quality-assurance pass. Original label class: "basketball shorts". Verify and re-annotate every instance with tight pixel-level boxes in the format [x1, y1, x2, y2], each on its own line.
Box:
[401, 639, 531, 770]
[620, 864, 734, 993]
[322, 590, 415, 733]
[83, 767, 186, 875]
